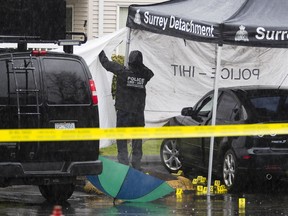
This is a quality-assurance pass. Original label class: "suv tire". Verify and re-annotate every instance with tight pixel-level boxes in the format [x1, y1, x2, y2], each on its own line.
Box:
[222, 149, 248, 192]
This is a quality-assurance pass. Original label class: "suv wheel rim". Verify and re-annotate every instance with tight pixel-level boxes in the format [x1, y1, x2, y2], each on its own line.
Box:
[162, 139, 182, 172]
[223, 153, 235, 187]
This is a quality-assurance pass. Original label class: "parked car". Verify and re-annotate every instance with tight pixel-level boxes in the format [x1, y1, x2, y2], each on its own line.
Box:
[0, 39, 102, 203]
[160, 86, 288, 191]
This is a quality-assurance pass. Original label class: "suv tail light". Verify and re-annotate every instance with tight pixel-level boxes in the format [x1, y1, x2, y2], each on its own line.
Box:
[89, 79, 98, 105]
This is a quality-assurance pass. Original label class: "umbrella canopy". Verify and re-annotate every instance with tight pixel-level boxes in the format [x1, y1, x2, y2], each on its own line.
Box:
[87, 156, 174, 202]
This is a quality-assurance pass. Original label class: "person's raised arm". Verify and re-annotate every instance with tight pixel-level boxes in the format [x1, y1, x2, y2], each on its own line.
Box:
[99, 50, 124, 75]
[142, 64, 154, 81]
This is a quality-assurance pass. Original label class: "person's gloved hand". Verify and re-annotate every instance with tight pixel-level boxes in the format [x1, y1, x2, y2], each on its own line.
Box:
[99, 50, 108, 64]
[99, 50, 106, 59]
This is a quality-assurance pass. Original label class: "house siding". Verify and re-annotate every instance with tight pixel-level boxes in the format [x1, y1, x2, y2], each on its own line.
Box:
[67, 0, 164, 39]
[66, 0, 89, 40]
[101, 1, 163, 37]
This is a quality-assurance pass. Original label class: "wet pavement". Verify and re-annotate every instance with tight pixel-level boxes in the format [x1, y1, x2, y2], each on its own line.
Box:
[78, 155, 288, 216]
[0, 183, 288, 215]
[0, 156, 287, 215]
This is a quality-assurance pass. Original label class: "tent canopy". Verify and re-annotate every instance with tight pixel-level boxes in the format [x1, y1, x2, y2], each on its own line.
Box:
[127, 0, 288, 48]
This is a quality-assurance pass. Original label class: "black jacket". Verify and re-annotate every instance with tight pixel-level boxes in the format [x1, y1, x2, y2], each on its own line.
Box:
[99, 50, 154, 113]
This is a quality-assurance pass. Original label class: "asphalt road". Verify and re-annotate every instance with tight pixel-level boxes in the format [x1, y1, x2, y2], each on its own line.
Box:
[0, 156, 287, 215]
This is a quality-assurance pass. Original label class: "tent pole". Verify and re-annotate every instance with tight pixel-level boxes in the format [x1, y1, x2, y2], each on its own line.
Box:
[207, 44, 223, 196]
[124, 27, 131, 67]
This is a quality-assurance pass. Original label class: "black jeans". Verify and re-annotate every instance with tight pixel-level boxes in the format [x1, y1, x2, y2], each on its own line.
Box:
[116, 110, 145, 170]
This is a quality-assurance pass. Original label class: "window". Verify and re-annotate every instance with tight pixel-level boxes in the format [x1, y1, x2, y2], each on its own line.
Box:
[251, 96, 280, 113]
[217, 93, 240, 122]
[0, 58, 40, 105]
[194, 94, 213, 118]
[43, 58, 89, 105]
[251, 95, 288, 121]
[119, 7, 128, 29]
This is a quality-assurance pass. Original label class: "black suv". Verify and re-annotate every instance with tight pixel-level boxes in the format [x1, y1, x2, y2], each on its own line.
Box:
[161, 86, 288, 191]
[0, 42, 102, 202]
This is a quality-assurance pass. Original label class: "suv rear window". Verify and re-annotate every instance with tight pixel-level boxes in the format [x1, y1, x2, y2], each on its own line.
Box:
[0, 57, 41, 105]
[250, 95, 288, 121]
[43, 58, 90, 105]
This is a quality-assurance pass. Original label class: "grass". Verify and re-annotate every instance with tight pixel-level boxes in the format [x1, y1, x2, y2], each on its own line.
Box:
[100, 139, 163, 156]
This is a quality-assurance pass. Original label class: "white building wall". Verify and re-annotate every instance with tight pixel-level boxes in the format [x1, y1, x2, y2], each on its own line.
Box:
[67, 0, 164, 39]
[93, 0, 164, 38]
[66, 0, 89, 40]
[91, 0, 100, 39]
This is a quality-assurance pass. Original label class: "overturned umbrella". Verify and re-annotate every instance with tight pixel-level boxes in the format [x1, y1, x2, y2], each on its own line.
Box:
[87, 156, 174, 202]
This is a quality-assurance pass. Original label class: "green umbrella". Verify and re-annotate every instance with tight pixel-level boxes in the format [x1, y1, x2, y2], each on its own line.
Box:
[87, 156, 174, 202]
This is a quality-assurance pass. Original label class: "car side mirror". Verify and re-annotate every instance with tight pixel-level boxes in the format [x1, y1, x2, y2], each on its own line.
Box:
[181, 107, 194, 116]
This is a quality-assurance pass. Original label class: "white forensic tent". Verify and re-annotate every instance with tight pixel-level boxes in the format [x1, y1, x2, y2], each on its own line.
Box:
[125, 0, 288, 193]
[126, 0, 288, 126]
[72, 28, 127, 148]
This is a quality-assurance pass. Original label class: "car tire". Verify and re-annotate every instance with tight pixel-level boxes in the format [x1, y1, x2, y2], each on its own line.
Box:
[222, 149, 246, 192]
[39, 183, 75, 203]
[160, 139, 182, 173]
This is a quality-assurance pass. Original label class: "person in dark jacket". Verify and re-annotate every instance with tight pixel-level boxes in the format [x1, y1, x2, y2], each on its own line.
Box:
[99, 50, 154, 170]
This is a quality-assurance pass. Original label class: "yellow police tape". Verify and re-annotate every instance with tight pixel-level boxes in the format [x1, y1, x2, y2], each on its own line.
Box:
[0, 123, 288, 142]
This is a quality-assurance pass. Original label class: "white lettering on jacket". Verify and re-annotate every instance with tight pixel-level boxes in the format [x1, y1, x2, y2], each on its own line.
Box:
[127, 76, 145, 88]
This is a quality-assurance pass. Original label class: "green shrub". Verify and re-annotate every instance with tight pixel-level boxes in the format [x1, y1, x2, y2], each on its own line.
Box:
[110, 55, 124, 99]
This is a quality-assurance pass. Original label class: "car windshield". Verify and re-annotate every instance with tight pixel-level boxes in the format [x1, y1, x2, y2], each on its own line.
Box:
[249, 95, 288, 122]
